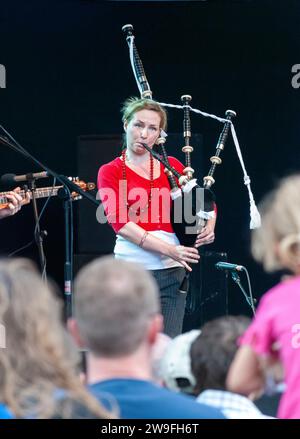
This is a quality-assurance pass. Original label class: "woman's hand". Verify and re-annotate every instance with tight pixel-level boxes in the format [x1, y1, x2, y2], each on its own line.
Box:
[19, 188, 31, 206]
[0, 188, 30, 219]
[195, 223, 215, 248]
[169, 245, 200, 272]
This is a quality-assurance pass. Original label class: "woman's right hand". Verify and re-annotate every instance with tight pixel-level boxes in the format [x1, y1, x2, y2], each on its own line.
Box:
[168, 245, 200, 272]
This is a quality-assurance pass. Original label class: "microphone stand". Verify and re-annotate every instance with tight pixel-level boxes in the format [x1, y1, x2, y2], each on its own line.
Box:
[25, 177, 47, 277]
[231, 271, 256, 315]
[0, 128, 100, 320]
[57, 186, 73, 321]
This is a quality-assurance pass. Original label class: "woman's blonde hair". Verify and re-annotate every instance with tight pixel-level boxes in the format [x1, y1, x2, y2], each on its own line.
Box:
[252, 174, 300, 273]
[121, 97, 167, 131]
[0, 258, 113, 419]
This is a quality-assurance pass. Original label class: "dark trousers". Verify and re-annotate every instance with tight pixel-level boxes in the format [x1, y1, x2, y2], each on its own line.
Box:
[150, 267, 187, 338]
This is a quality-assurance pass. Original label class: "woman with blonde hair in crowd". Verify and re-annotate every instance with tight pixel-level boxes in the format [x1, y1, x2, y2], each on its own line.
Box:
[0, 258, 113, 419]
[227, 174, 300, 419]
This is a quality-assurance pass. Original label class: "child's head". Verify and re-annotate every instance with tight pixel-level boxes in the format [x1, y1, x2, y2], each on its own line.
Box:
[252, 174, 300, 274]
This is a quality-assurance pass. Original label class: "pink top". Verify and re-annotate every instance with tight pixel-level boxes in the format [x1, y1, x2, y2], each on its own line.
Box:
[240, 275, 300, 419]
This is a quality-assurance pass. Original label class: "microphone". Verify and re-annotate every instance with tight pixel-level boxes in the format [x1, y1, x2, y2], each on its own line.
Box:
[1, 171, 49, 185]
[215, 262, 245, 272]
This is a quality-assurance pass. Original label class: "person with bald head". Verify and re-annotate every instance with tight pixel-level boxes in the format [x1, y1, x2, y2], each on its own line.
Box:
[70, 256, 224, 419]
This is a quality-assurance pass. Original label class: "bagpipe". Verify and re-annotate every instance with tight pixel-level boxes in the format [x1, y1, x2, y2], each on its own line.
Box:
[122, 24, 235, 246]
[121, 24, 259, 292]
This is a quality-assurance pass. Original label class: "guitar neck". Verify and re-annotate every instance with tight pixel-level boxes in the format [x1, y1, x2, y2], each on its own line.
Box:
[0, 186, 63, 206]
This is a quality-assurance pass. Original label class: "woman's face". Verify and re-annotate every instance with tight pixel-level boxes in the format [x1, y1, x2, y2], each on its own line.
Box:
[124, 109, 161, 154]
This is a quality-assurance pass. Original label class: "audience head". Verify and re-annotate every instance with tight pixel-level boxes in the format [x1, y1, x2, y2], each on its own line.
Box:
[74, 256, 162, 358]
[0, 257, 110, 418]
[159, 330, 201, 394]
[190, 316, 250, 395]
[252, 174, 300, 274]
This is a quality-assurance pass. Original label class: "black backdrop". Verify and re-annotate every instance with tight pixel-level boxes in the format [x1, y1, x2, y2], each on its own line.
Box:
[0, 0, 299, 315]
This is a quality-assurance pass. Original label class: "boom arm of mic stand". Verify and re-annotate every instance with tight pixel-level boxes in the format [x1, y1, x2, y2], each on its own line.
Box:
[231, 271, 256, 315]
[56, 175, 99, 206]
[0, 133, 100, 206]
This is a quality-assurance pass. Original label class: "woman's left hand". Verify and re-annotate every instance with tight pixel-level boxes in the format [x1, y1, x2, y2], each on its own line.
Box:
[0, 187, 30, 219]
[195, 223, 215, 248]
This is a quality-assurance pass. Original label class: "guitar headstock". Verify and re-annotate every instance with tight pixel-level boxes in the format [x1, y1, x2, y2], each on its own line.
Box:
[69, 177, 96, 201]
